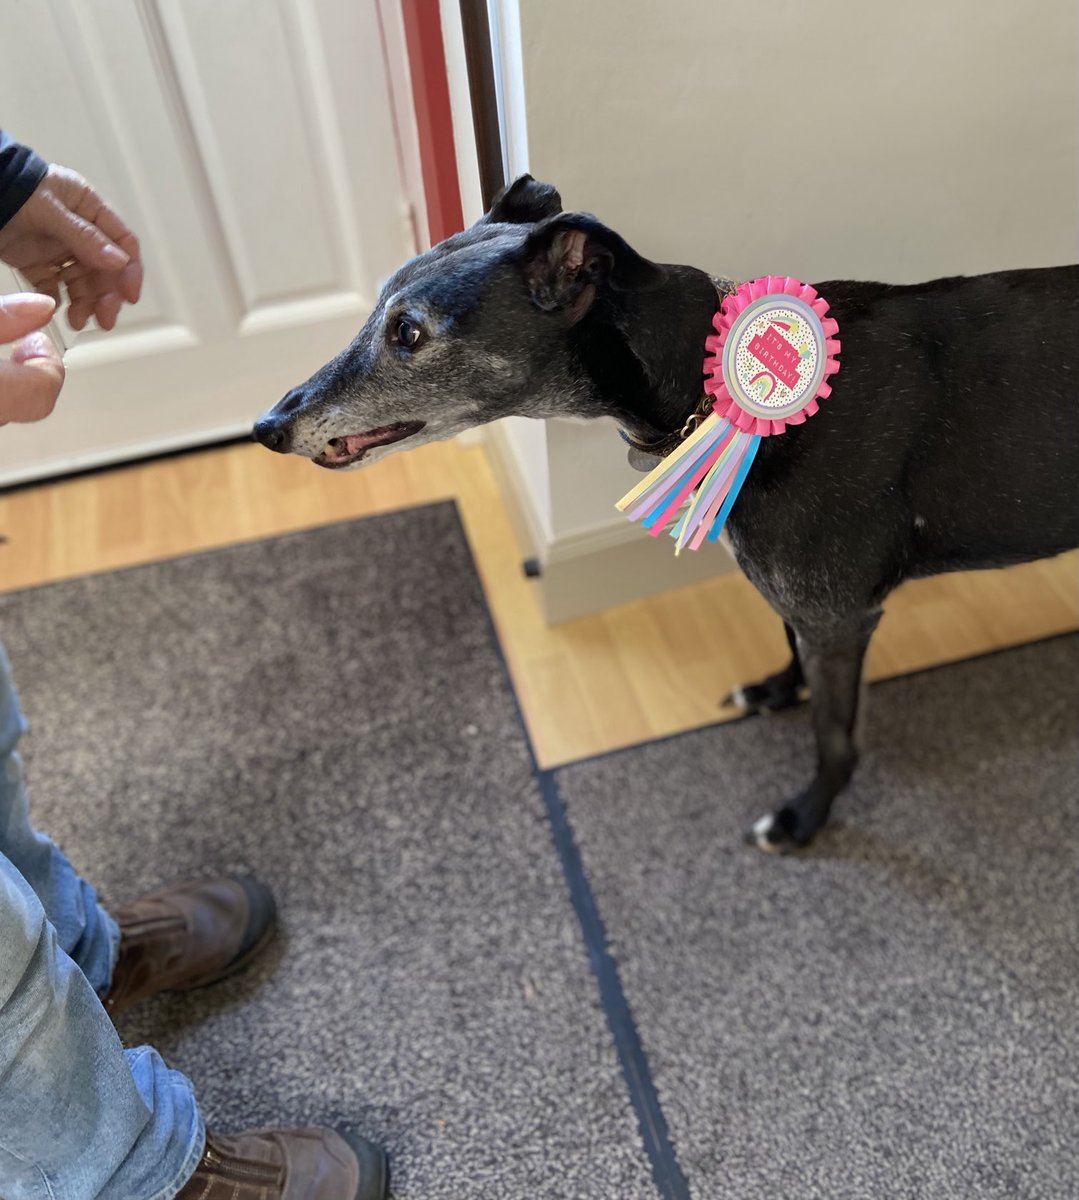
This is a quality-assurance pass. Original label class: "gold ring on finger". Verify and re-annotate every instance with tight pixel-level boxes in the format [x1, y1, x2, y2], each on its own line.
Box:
[54, 257, 78, 274]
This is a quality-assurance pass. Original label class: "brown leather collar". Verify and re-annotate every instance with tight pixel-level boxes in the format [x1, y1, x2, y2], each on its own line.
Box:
[619, 274, 739, 458]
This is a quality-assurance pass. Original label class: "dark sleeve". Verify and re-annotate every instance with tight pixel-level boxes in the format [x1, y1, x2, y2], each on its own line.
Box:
[0, 130, 48, 230]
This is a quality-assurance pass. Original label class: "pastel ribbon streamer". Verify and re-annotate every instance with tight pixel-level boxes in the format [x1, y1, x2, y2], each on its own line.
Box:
[616, 275, 840, 553]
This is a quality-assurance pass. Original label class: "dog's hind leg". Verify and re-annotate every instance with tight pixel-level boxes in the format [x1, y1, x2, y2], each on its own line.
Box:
[723, 621, 806, 713]
[749, 610, 881, 853]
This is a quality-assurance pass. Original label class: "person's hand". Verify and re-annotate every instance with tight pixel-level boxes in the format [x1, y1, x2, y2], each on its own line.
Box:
[0, 164, 142, 332]
[0, 292, 65, 424]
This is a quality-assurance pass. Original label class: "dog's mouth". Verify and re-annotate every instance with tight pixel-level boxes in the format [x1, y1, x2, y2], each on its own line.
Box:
[313, 421, 426, 468]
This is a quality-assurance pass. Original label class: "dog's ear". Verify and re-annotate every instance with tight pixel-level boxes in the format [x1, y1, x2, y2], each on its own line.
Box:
[478, 175, 562, 225]
[521, 212, 663, 322]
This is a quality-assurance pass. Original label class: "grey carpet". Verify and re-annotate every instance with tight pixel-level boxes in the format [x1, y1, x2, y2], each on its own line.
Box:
[0, 504, 655, 1200]
[555, 635, 1079, 1200]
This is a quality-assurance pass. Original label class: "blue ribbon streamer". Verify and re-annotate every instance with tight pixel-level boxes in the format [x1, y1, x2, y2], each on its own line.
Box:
[706, 434, 761, 541]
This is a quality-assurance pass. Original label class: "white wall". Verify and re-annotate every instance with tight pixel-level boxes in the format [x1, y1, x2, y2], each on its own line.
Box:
[520, 0, 1078, 280]
[499, 0, 1079, 615]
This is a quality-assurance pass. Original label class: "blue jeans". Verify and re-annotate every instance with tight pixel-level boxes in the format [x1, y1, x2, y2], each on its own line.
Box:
[0, 643, 204, 1200]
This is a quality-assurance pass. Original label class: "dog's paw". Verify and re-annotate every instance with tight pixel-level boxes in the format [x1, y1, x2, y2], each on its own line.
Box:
[721, 677, 806, 714]
[722, 684, 752, 711]
[746, 812, 786, 853]
[744, 808, 810, 854]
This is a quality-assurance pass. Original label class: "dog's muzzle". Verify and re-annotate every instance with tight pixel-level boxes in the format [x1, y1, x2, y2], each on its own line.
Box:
[253, 387, 307, 454]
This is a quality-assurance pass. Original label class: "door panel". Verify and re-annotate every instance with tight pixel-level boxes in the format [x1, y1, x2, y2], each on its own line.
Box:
[0, 0, 413, 485]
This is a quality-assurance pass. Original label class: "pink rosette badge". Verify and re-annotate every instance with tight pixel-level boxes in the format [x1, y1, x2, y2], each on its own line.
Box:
[617, 276, 840, 553]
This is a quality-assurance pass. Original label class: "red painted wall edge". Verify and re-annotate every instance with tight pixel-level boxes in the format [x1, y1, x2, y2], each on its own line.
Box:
[400, 0, 465, 245]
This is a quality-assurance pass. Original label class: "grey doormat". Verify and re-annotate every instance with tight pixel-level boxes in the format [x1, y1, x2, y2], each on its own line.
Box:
[0, 504, 655, 1200]
[555, 635, 1079, 1200]
[4, 505, 1076, 1200]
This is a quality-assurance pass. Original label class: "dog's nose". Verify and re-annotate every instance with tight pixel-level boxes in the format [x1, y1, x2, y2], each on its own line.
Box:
[254, 387, 310, 453]
[253, 413, 292, 454]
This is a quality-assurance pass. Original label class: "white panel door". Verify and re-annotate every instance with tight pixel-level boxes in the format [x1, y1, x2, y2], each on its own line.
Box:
[0, 0, 413, 486]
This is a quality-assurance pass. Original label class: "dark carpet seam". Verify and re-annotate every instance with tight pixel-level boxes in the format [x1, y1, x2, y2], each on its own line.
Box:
[535, 769, 692, 1200]
[452, 505, 692, 1200]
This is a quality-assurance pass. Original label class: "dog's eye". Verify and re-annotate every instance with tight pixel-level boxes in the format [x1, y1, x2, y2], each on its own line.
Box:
[394, 317, 424, 350]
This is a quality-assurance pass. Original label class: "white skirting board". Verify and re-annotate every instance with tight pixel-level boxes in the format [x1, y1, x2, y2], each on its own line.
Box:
[484, 420, 736, 624]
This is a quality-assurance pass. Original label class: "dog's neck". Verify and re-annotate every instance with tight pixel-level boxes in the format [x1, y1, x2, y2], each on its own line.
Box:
[568, 264, 720, 446]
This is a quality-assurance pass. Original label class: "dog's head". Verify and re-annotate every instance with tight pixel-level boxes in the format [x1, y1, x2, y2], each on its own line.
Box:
[253, 176, 665, 468]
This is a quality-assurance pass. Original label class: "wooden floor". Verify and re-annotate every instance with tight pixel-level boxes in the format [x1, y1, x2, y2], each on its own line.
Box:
[1, 439, 1075, 767]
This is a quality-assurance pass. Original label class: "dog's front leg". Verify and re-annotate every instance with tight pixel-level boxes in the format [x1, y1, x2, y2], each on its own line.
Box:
[723, 621, 805, 713]
[749, 611, 881, 853]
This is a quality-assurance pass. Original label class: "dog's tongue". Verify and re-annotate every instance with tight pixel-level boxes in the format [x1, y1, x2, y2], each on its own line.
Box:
[341, 430, 394, 455]
[321, 421, 426, 464]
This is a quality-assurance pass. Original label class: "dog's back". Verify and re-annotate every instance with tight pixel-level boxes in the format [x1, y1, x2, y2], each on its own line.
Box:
[742, 265, 1079, 586]
[890, 265, 1077, 570]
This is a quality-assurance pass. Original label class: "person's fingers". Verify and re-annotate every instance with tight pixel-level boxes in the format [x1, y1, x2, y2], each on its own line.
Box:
[0, 292, 57, 342]
[63, 271, 97, 301]
[62, 170, 142, 282]
[27, 274, 63, 307]
[64, 270, 131, 330]
[15, 263, 64, 308]
[67, 295, 94, 331]
[38, 279, 62, 306]
[1, 166, 144, 312]
[77, 195, 143, 303]
[93, 291, 123, 331]
[56, 259, 93, 285]
[0, 331, 65, 423]
[71, 183, 139, 248]
[37, 185, 129, 273]
[118, 257, 143, 304]
[10, 329, 63, 367]
[64, 272, 104, 330]
[62, 259, 143, 310]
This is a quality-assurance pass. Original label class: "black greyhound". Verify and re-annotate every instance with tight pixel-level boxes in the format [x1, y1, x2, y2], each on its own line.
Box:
[255, 176, 1079, 851]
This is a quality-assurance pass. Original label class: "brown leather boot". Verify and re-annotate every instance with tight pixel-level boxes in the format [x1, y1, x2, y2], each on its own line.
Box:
[174, 1126, 387, 1200]
[103, 875, 276, 1017]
